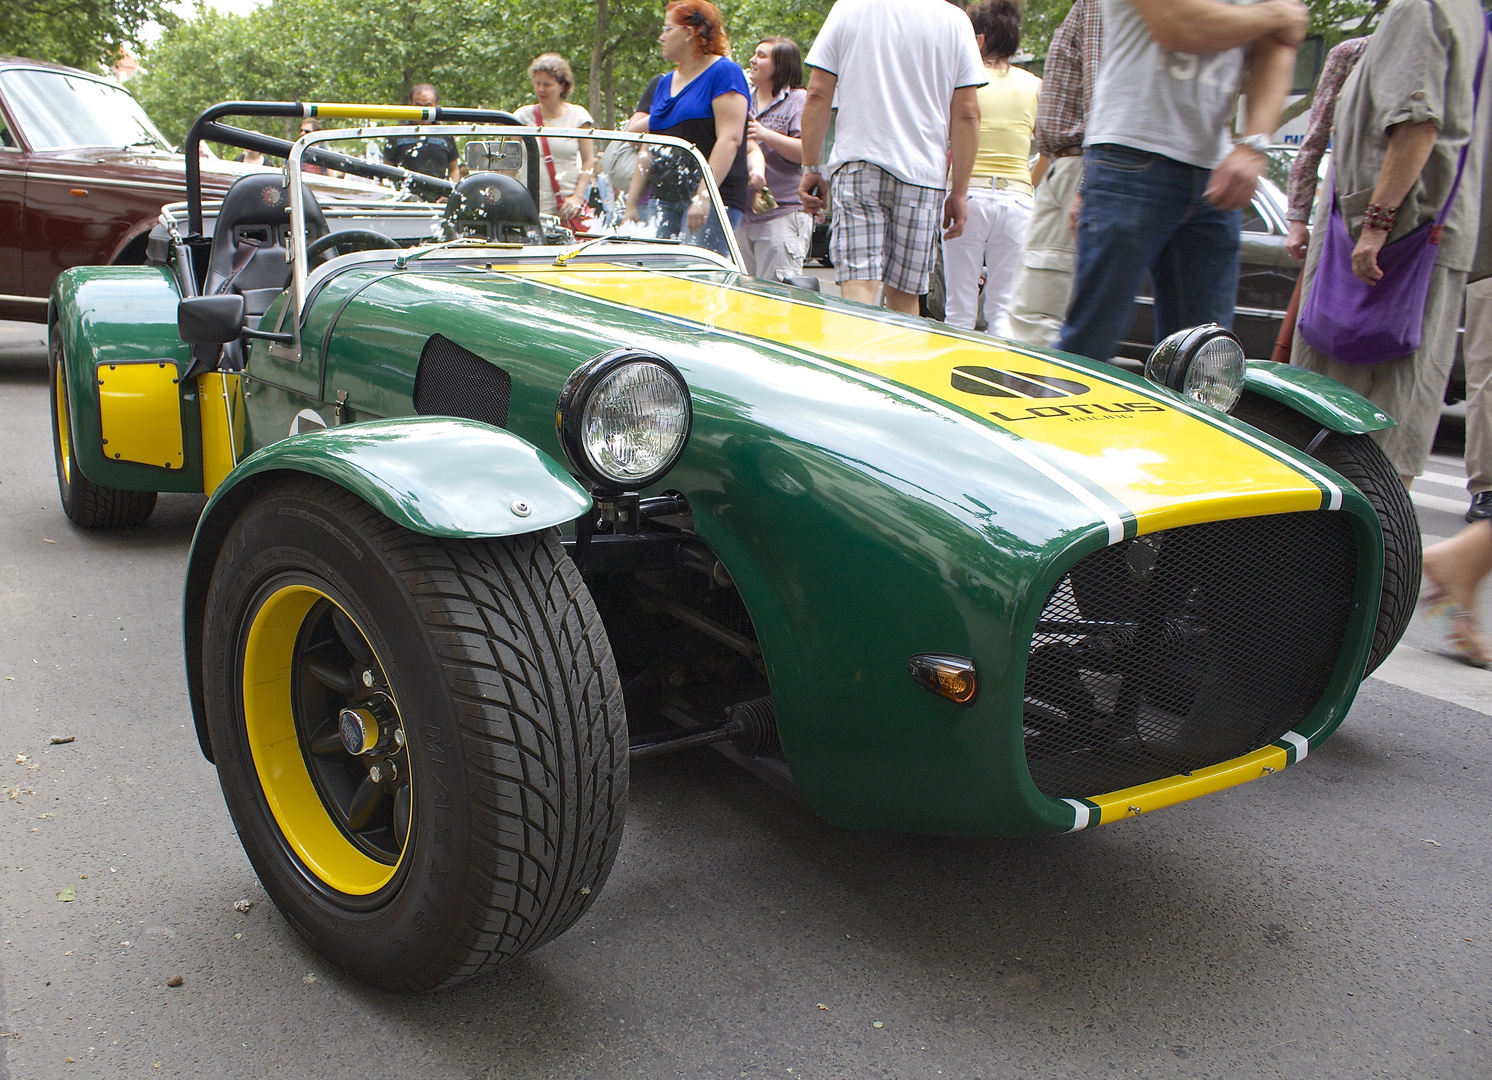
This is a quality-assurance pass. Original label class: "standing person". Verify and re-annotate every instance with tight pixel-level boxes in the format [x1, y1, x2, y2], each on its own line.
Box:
[297, 118, 330, 176]
[384, 83, 462, 192]
[736, 37, 811, 281]
[1006, 0, 1102, 348]
[1462, 280, 1492, 519]
[942, 0, 1041, 337]
[512, 54, 597, 223]
[1269, 35, 1369, 362]
[1056, 0, 1308, 363]
[797, 0, 986, 315]
[624, 0, 750, 253]
[1290, 0, 1488, 489]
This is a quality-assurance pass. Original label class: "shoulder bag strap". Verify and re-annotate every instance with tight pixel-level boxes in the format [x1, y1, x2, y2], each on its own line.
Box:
[1433, 10, 1491, 229]
[535, 109, 564, 201]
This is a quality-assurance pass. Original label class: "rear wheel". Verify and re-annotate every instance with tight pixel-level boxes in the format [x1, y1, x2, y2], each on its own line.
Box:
[202, 478, 627, 990]
[48, 327, 157, 528]
[1233, 391, 1420, 675]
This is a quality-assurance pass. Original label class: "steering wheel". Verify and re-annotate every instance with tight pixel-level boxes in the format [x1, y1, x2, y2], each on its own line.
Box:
[305, 228, 400, 265]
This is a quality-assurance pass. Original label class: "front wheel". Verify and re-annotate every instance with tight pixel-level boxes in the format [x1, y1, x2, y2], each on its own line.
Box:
[1233, 391, 1420, 675]
[201, 478, 627, 990]
[49, 327, 156, 528]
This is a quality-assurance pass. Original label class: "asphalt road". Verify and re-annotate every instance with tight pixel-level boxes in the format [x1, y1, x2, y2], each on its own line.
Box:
[1, 319, 1488, 1080]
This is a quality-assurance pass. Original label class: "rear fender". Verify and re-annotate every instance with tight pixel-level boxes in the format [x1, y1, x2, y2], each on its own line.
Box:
[1243, 360, 1396, 435]
[181, 416, 592, 760]
[50, 266, 205, 492]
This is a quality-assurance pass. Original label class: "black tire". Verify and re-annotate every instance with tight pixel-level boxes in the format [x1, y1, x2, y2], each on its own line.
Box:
[201, 477, 627, 990]
[48, 327, 157, 528]
[1233, 391, 1420, 675]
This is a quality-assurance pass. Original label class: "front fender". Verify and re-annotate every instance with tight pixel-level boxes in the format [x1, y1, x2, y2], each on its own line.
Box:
[182, 416, 592, 761]
[1243, 360, 1396, 434]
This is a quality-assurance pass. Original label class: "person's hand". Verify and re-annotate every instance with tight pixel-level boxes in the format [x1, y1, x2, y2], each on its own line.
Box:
[1205, 146, 1264, 211]
[623, 204, 639, 225]
[799, 169, 826, 214]
[746, 118, 767, 142]
[562, 194, 586, 218]
[1286, 220, 1310, 261]
[1353, 227, 1388, 284]
[942, 191, 968, 240]
[1263, 0, 1310, 46]
[1068, 191, 1082, 235]
[748, 166, 766, 192]
[687, 194, 708, 232]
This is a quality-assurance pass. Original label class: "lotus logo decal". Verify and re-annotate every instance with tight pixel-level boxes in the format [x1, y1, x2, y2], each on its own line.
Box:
[951, 366, 1090, 399]
[950, 365, 1167, 423]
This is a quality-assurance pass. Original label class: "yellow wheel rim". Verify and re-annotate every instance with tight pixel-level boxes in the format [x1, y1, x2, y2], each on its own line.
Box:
[55, 360, 72, 486]
[241, 584, 410, 895]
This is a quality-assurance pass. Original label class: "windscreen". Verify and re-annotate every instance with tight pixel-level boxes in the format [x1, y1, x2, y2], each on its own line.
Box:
[297, 129, 736, 259]
[0, 70, 172, 152]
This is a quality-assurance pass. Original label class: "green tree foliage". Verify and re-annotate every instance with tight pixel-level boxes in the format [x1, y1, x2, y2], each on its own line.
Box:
[1, 0, 175, 70]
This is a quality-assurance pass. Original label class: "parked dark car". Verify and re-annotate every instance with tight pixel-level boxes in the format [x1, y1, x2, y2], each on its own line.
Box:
[0, 57, 378, 323]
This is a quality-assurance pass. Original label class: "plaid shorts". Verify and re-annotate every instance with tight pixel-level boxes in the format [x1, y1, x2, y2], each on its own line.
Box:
[828, 161, 942, 294]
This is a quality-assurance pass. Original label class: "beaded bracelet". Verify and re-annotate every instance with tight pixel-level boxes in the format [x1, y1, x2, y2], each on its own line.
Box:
[1362, 203, 1399, 232]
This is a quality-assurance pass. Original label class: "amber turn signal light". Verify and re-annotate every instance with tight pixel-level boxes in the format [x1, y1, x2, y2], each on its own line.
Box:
[907, 653, 978, 706]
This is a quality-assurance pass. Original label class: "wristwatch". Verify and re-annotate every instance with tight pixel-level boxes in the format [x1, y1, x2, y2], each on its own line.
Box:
[1233, 134, 1271, 156]
[800, 162, 823, 173]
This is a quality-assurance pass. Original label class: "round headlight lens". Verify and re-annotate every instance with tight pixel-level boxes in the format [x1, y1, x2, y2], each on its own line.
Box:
[581, 363, 690, 483]
[1182, 334, 1245, 413]
[1143, 324, 1245, 414]
[557, 349, 693, 491]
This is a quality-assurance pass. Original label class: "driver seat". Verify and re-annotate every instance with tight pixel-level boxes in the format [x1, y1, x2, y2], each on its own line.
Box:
[203, 173, 329, 322]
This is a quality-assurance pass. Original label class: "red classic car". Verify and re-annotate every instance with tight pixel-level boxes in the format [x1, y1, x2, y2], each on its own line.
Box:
[0, 57, 382, 323]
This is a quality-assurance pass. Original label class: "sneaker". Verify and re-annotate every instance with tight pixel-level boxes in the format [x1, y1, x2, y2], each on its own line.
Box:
[1467, 491, 1492, 523]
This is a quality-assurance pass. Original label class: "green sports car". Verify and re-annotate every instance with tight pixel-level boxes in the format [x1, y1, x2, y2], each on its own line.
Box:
[46, 103, 1419, 991]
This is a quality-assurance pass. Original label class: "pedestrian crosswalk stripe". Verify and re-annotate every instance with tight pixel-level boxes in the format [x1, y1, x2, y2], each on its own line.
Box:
[1417, 470, 1469, 491]
[1411, 489, 1470, 515]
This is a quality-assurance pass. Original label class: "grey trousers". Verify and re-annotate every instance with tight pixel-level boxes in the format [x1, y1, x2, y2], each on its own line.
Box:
[1007, 154, 1083, 348]
[1463, 278, 1492, 493]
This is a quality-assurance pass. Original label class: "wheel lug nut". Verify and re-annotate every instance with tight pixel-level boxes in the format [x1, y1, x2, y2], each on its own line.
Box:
[393, 727, 405, 748]
[361, 668, 376, 688]
[369, 760, 398, 784]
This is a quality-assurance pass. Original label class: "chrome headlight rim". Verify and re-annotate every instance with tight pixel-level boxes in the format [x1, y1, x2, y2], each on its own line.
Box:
[1143, 323, 1245, 415]
[556, 347, 693, 493]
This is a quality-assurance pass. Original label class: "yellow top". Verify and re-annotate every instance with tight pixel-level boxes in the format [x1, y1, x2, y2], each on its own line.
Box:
[971, 65, 1041, 183]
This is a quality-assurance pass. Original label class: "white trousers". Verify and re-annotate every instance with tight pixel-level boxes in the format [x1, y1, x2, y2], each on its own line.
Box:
[735, 211, 812, 282]
[942, 184, 1033, 337]
[1007, 154, 1084, 348]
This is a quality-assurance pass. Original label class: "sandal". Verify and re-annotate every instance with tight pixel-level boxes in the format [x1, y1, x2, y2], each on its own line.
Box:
[1419, 589, 1492, 668]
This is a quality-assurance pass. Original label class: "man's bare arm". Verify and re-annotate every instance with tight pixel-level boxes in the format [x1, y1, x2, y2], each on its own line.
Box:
[797, 67, 837, 214]
[1204, 33, 1299, 210]
[1353, 120, 1439, 283]
[1128, 0, 1308, 54]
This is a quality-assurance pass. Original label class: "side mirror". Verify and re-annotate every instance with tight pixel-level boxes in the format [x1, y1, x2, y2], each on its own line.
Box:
[178, 294, 246, 345]
[465, 139, 525, 173]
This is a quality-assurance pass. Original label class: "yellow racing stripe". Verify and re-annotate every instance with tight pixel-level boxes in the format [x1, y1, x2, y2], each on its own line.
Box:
[504, 267, 1327, 533]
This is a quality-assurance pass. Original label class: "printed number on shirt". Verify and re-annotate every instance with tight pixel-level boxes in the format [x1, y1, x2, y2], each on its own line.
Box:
[1161, 51, 1232, 87]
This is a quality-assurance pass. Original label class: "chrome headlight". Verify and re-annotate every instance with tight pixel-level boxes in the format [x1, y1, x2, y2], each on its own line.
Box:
[1143, 324, 1245, 414]
[556, 349, 693, 492]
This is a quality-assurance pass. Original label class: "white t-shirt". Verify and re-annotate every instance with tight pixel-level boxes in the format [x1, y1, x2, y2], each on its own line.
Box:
[513, 102, 595, 214]
[1085, 0, 1253, 170]
[805, 0, 986, 189]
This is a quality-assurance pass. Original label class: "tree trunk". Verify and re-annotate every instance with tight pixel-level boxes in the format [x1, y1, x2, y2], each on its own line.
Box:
[604, 55, 615, 128]
[589, 0, 608, 121]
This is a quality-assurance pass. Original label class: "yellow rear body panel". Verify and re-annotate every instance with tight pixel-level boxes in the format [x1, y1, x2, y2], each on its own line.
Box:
[95, 360, 184, 471]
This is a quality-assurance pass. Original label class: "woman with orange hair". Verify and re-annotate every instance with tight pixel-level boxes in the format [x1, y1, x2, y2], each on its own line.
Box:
[624, 0, 750, 253]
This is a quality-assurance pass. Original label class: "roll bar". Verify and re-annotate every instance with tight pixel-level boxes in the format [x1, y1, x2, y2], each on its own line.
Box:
[182, 101, 530, 235]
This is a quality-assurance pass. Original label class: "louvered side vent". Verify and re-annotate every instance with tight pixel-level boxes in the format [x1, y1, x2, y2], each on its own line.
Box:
[412, 334, 512, 429]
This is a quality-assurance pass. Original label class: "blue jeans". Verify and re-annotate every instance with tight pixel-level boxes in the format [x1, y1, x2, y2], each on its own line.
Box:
[1058, 145, 1241, 363]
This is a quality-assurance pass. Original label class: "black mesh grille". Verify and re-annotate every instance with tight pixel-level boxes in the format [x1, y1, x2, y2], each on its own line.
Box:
[1022, 511, 1357, 800]
[413, 334, 511, 428]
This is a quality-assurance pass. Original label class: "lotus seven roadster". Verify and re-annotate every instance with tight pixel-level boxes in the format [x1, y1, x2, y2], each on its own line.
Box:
[46, 103, 1418, 990]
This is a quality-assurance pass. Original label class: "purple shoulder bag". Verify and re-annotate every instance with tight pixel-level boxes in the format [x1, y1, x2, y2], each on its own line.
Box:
[1298, 12, 1490, 366]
